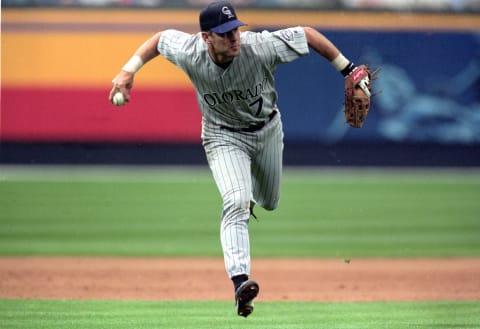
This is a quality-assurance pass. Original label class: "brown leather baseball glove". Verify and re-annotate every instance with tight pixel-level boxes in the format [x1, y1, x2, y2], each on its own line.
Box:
[344, 65, 379, 128]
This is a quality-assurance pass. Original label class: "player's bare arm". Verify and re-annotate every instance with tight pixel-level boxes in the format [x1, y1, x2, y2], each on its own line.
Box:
[304, 26, 372, 96]
[109, 32, 163, 103]
[303, 26, 341, 62]
[303, 26, 376, 124]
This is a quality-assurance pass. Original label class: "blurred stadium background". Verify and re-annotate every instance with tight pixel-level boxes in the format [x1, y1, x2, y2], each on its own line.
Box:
[3, 0, 480, 11]
[1, 0, 480, 166]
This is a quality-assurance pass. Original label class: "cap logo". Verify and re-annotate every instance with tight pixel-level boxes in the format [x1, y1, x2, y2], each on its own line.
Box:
[199, 2, 246, 33]
[222, 6, 234, 19]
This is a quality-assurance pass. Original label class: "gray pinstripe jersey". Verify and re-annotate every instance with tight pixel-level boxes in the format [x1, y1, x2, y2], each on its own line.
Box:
[157, 27, 309, 129]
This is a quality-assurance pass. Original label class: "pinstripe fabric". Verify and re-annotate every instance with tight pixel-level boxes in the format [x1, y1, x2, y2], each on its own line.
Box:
[158, 27, 309, 128]
[158, 27, 306, 278]
[203, 115, 283, 277]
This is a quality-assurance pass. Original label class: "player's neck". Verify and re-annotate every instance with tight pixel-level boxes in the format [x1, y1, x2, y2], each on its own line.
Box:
[208, 49, 234, 69]
[215, 60, 233, 69]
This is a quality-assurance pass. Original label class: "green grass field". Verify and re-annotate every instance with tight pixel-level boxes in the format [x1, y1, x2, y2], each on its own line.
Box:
[1, 166, 479, 257]
[1, 166, 479, 328]
[2, 299, 479, 329]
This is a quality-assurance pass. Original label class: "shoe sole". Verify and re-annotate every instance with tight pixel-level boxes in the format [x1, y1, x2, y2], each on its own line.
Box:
[236, 280, 259, 317]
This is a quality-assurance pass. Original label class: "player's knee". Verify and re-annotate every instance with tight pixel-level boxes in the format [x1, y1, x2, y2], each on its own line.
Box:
[262, 204, 278, 211]
[260, 198, 279, 211]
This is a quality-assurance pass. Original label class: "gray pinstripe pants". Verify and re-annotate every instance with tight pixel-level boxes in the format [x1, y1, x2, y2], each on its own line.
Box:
[202, 113, 284, 278]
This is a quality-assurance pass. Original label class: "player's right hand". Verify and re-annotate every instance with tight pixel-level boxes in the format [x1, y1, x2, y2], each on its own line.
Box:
[350, 66, 371, 97]
[357, 75, 371, 97]
[109, 71, 135, 104]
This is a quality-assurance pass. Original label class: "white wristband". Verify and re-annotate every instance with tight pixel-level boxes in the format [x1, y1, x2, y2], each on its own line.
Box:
[331, 53, 350, 71]
[122, 55, 144, 73]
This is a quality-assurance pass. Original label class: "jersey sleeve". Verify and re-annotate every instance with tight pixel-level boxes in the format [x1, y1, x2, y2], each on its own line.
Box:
[157, 29, 193, 66]
[268, 26, 310, 64]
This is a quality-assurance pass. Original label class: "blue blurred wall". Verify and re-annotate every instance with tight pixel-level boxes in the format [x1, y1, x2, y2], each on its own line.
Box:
[2, 28, 480, 166]
[274, 29, 480, 145]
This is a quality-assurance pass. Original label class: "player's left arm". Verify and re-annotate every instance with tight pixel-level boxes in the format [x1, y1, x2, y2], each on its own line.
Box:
[303, 26, 370, 97]
[303, 26, 341, 62]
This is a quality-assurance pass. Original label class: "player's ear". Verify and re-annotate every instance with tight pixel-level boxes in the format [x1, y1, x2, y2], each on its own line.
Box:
[201, 32, 210, 43]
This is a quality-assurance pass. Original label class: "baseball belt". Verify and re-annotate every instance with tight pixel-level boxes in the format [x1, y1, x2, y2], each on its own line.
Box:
[221, 110, 277, 133]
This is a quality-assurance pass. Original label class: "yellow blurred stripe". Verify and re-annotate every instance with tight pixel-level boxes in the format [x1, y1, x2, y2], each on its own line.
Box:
[4, 8, 479, 31]
[2, 32, 192, 88]
[3, 9, 479, 87]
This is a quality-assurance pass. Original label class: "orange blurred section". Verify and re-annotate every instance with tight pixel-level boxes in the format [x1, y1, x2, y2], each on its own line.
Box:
[5, 8, 479, 30]
[3, 9, 479, 88]
[2, 32, 193, 88]
[2, 9, 198, 88]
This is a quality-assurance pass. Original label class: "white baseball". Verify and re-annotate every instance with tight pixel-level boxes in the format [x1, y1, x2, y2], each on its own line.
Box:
[112, 92, 125, 106]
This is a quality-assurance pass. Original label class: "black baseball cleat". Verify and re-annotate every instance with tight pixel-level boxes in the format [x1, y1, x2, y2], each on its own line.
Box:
[235, 280, 259, 317]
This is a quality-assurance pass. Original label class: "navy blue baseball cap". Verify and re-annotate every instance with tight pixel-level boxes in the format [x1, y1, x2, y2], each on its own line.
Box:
[199, 1, 246, 34]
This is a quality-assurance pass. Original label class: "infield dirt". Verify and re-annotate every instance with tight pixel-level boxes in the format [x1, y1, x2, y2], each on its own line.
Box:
[1, 257, 479, 302]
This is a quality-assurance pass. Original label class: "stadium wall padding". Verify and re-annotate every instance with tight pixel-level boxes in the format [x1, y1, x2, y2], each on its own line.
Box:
[2, 9, 480, 165]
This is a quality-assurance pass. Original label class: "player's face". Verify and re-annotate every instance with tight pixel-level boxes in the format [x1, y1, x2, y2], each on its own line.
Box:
[204, 28, 241, 64]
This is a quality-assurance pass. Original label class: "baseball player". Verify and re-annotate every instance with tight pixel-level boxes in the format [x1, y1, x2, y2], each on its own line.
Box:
[109, 1, 369, 317]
